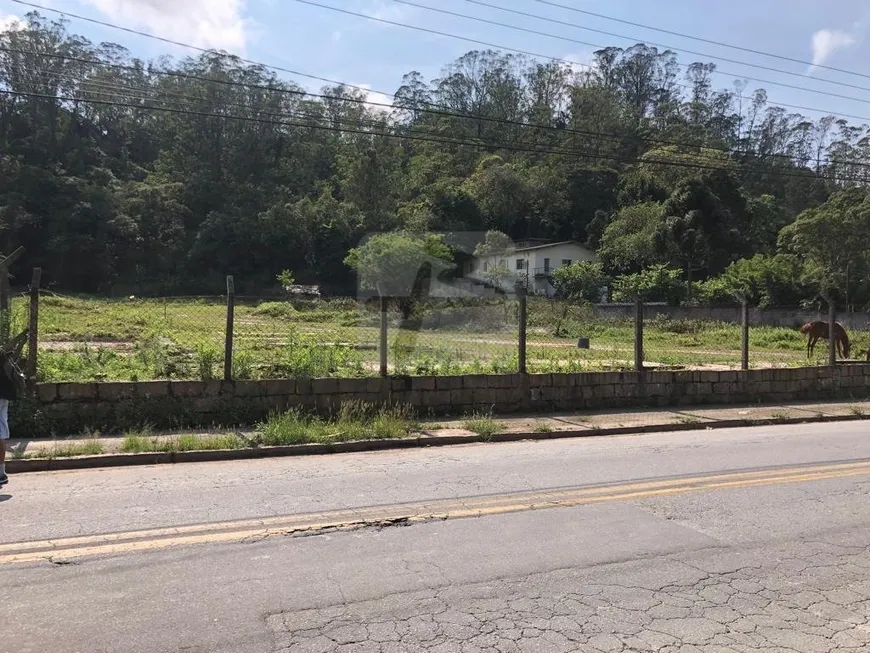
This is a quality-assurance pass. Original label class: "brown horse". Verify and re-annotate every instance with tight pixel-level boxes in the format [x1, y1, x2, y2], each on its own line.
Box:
[799, 320, 851, 359]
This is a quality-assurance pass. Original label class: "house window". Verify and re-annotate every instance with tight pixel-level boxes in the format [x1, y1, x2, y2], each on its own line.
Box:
[483, 261, 489, 272]
[544, 258, 550, 272]
[516, 259, 525, 271]
[562, 259, 572, 267]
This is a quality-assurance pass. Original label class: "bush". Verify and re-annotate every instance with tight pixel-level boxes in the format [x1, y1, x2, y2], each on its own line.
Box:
[612, 265, 686, 305]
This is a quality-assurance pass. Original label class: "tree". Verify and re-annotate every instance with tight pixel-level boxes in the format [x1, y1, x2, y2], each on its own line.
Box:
[464, 156, 532, 235]
[344, 231, 455, 319]
[598, 202, 662, 274]
[612, 265, 686, 305]
[473, 230, 514, 257]
[551, 261, 608, 336]
[778, 188, 870, 304]
[696, 254, 806, 308]
[639, 146, 737, 189]
[746, 194, 789, 254]
[552, 261, 607, 303]
[0, 12, 864, 300]
[655, 172, 750, 299]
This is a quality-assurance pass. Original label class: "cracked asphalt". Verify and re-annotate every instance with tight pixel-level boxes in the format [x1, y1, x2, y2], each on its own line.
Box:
[4, 421, 870, 653]
[269, 537, 870, 652]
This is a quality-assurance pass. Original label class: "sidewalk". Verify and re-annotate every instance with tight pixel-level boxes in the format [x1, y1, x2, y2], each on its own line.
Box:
[8, 398, 870, 462]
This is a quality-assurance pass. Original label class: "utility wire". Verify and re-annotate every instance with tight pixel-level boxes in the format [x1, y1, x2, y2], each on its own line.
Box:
[10, 0, 870, 125]
[2, 88, 866, 184]
[2, 66, 712, 160]
[10, 46, 870, 171]
[531, 0, 870, 82]
[300, 0, 870, 108]
[13, 0, 863, 83]
[457, 0, 870, 94]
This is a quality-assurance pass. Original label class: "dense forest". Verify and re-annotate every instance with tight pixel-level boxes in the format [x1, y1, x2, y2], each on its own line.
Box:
[1, 12, 869, 307]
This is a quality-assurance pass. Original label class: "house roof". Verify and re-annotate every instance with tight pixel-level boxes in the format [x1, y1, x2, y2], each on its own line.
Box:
[477, 240, 591, 256]
[515, 240, 588, 252]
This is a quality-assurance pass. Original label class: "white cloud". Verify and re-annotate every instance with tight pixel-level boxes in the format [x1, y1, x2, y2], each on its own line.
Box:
[0, 13, 24, 31]
[809, 28, 856, 70]
[356, 83, 394, 112]
[83, 0, 249, 53]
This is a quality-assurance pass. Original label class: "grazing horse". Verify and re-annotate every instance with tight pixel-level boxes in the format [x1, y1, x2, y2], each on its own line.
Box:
[799, 320, 851, 359]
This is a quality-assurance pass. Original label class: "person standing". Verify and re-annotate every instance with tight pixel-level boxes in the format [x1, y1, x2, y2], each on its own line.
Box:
[0, 349, 24, 487]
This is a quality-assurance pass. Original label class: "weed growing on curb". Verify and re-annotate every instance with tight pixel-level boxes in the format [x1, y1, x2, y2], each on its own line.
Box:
[255, 402, 418, 446]
[462, 411, 506, 439]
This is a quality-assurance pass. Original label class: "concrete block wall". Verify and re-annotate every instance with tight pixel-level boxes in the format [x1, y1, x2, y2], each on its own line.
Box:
[25, 364, 870, 435]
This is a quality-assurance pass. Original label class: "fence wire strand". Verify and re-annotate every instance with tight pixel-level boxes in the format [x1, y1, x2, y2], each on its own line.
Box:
[24, 290, 870, 382]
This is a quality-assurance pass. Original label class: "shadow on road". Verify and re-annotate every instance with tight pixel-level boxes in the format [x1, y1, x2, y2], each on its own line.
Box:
[0, 494, 11, 502]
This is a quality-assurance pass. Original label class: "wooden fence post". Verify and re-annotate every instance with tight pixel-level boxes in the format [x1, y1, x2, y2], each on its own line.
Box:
[634, 298, 644, 372]
[379, 295, 388, 377]
[224, 275, 235, 382]
[741, 299, 750, 371]
[517, 287, 527, 374]
[26, 268, 40, 383]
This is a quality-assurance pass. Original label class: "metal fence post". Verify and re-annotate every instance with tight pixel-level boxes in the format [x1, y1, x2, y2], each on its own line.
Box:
[518, 288, 527, 374]
[634, 298, 644, 372]
[26, 267, 40, 383]
[741, 299, 749, 371]
[224, 275, 235, 381]
[379, 295, 389, 377]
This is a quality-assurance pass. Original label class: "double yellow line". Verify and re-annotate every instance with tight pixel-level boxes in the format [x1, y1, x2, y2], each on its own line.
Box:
[4, 459, 870, 565]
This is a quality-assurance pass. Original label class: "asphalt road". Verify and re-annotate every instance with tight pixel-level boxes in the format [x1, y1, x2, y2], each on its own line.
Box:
[3, 422, 870, 652]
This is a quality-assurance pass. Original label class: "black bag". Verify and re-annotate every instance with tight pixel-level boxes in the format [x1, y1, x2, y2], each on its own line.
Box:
[0, 352, 25, 400]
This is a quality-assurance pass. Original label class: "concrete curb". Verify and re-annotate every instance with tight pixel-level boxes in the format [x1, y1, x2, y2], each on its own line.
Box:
[7, 413, 869, 474]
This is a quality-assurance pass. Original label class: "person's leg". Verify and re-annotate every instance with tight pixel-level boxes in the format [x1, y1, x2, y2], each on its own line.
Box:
[0, 399, 9, 484]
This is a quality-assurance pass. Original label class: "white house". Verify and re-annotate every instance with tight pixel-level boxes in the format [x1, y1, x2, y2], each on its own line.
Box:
[464, 240, 598, 297]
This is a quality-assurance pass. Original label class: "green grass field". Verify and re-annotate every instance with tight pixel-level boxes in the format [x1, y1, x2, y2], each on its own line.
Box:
[11, 294, 859, 383]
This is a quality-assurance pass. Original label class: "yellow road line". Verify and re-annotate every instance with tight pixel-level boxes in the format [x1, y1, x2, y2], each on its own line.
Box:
[3, 460, 869, 565]
[4, 459, 867, 555]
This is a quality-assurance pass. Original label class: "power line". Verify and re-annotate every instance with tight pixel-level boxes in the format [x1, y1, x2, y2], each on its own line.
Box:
[2, 88, 865, 184]
[10, 45, 870, 172]
[10, 0, 870, 127]
[8, 0, 870, 182]
[301, 0, 870, 108]
[531, 0, 870, 82]
[10, 67, 488, 141]
[4, 66, 707, 165]
[457, 0, 870, 94]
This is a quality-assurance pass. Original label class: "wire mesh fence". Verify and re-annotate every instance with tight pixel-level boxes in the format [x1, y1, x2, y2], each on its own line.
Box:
[232, 296, 375, 379]
[525, 298, 633, 373]
[388, 298, 520, 375]
[35, 295, 228, 382]
[18, 285, 870, 383]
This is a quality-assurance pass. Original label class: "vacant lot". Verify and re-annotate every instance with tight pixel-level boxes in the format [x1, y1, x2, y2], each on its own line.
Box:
[13, 295, 859, 383]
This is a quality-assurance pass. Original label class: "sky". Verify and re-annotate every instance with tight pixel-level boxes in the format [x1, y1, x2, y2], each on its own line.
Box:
[1, 0, 870, 125]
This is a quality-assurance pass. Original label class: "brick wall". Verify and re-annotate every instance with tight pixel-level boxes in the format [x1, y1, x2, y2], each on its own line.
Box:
[21, 365, 870, 436]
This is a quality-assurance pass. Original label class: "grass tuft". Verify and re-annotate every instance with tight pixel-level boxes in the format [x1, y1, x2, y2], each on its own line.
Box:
[255, 402, 418, 447]
[462, 411, 506, 439]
